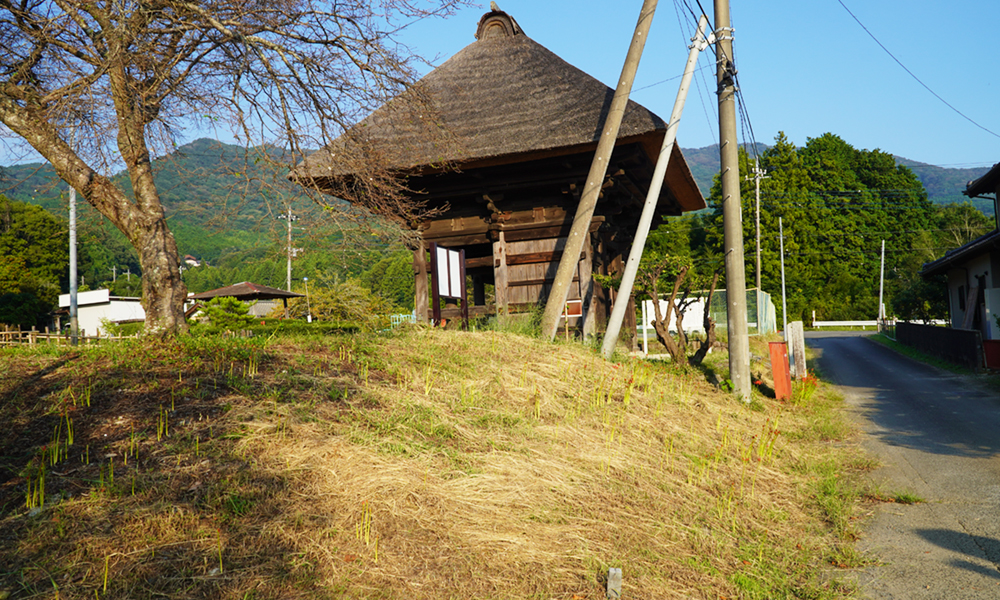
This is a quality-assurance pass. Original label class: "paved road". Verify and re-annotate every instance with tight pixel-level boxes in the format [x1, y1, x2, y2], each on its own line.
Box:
[807, 331, 1000, 599]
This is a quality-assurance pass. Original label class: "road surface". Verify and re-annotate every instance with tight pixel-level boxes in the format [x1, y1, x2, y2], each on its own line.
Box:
[807, 331, 1000, 599]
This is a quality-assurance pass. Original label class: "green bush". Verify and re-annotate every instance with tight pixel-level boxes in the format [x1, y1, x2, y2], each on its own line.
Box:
[199, 296, 256, 329]
[274, 278, 399, 330]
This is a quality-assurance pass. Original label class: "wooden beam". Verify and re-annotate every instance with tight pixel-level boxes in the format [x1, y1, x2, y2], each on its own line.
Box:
[425, 217, 605, 248]
[465, 250, 586, 269]
[425, 305, 497, 319]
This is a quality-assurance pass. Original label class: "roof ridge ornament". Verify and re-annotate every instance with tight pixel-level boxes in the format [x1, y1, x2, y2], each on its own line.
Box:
[476, 7, 522, 40]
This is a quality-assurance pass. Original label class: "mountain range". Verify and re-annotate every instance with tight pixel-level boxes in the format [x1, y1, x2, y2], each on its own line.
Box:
[1, 139, 994, 261]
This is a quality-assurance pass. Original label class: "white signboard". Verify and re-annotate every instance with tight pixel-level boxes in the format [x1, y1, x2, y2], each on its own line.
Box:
[435, 246, 463, 299]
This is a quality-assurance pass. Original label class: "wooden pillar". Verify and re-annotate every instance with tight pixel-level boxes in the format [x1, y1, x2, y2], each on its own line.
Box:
[492, 231, 508, 316]
[580, 232, 597, 338]
[414, 239, 429, 323]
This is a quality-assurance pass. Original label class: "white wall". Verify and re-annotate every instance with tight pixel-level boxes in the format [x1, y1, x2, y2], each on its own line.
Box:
[944, 253, 996, 339]
[641, 298, 707, 334]
[58, 289, 144, 336]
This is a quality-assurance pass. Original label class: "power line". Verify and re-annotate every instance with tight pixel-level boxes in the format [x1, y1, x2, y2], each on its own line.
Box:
[669, 0, 716, 138]
[632, 62, 715, 93]
[836, 0, 1000, 140]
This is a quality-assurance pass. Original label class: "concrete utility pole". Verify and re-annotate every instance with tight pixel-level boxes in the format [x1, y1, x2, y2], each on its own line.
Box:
[878, 239, 885, 321]
[779, 217, 788, 336]
[746, 158, 768, 292]
[69, 183, 78, 346]
[601, 14, 711, 360]
[278, 207, 298, 292]
[715, 0, 751, 401]
[747, 158, 768, 334]
[540, 0, 660, 342]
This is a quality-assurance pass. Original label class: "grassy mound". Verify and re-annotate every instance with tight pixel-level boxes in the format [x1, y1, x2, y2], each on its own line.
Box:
[0, 328, 869, 599]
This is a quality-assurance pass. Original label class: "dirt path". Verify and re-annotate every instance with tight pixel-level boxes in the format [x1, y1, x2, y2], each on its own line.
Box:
[808, 332, 1000, 599]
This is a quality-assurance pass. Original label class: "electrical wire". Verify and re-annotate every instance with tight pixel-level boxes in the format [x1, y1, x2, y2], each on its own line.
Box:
[669, 0, 716, 137]
[631, 62, 715, 93]
[836, 0, 1000, 140]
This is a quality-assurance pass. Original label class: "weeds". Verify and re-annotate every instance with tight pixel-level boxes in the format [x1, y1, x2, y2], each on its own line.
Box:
[0, 329, 871, 600]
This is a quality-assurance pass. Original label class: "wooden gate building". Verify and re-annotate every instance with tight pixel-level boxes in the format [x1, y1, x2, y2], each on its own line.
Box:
[293, 8, 706, 335]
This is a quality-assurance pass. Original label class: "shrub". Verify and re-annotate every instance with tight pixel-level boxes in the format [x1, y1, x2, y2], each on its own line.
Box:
[199, 296, 256, 329]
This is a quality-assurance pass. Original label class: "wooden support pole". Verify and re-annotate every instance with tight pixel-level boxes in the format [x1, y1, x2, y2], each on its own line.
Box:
[540, 0, 660, 341]
[414, 240, 429, 323]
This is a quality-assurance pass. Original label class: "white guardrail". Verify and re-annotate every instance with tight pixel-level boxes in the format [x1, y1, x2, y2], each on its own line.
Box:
[811, 320, 878, 329]
[810, 318, 948, 329]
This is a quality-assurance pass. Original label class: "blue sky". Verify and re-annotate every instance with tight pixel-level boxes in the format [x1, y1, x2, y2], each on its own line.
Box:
[398, 0, 1000, 168]
[3, 1, 995, 170]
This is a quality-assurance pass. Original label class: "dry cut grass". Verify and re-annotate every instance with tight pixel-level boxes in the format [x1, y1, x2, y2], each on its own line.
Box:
[0, 327, 870, 599]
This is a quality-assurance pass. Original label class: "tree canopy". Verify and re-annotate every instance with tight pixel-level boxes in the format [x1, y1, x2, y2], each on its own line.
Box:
[646, 132, 984, 326]
[0, 0, 464, 335]
[0, 195, 67, 327]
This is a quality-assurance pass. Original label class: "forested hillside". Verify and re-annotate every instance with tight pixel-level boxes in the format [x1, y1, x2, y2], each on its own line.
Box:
[681, 144, 993, 212]
[647, 133, 992, 324]
[0, 139, 295, 264]
[1, 135, 992, 329]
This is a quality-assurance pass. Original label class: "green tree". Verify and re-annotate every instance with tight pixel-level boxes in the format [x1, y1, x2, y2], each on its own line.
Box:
[199, 297, 255, 330]
[702, 133, 935, 324]
[279, 277, 398, 330]
[360, 250, 415, 310]
[0, 196, 67, 327]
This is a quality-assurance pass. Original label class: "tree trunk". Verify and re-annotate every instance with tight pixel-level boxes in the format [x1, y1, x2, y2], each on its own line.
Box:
[689, 272, 720, 366]
[0, 99, 189, 335]
[136, 218, 189, 336]
[648, 265, 689, 364]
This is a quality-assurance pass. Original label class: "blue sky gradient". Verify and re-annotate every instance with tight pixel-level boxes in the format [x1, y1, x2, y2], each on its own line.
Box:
[398, 0, 999, 168]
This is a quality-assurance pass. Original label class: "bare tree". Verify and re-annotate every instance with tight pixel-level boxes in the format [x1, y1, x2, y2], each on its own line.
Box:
[640, 255, 720, 366]
[0, 0, 464, 335]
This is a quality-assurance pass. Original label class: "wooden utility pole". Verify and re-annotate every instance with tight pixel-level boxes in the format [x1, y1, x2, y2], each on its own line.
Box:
[540, 0, 659, 342]
[715, 0, 751, 401]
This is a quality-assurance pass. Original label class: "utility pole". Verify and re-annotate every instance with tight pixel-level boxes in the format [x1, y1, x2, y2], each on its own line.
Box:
[746, 158, 768, 334]
[69, 182, 78, 346]
[278, 207, 298, 292]
[540, 0, 660, 342]
[746, 158, 768, 292]
[779, 217, 788, 336]
[303, 277, 312, 323]
[601, 15, 711, 359]
[715, 0, 750, 401]
[878, 239, 885, 322]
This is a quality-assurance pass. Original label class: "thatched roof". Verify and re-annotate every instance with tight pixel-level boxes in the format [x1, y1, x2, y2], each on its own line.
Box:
[189, 282, 304, 302]
[293, 9, 704, 212]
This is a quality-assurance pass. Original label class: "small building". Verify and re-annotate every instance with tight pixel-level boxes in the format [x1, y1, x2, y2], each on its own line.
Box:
[57, 289, 144, 337]
[292, 8, 706, 336]
[187, 281, 304, 319]
[921, 161, 1000, 340]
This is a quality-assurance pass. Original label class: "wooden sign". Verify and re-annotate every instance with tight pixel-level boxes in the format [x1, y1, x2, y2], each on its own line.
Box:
[429, 242, 469, 329]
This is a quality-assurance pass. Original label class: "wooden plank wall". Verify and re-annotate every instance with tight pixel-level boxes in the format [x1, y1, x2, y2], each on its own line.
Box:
[506, 237, 582, 306]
